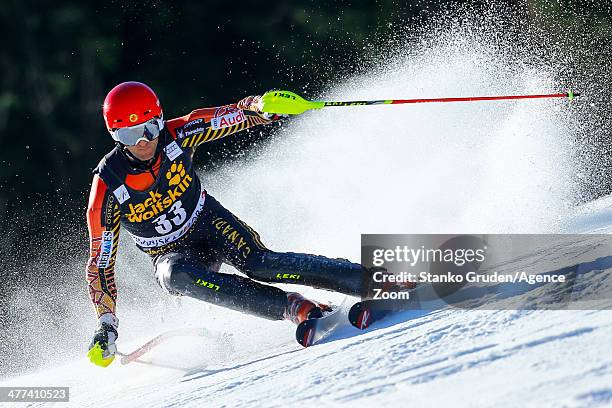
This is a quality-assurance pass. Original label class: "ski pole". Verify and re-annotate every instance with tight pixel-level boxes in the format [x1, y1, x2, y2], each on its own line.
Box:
[117, 328, 207, 365]
[260, 89, 579, 115]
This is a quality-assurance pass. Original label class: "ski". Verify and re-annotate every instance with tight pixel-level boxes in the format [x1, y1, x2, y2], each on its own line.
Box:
[348, 300, 396, 330]
[295, 298, 348, 347]
[348, 286, 423, 330]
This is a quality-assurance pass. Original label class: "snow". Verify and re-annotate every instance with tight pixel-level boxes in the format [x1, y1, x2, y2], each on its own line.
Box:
[4, 124, 612, 408]
[4, 258, 612, 408]
[3, 24, 612, 408]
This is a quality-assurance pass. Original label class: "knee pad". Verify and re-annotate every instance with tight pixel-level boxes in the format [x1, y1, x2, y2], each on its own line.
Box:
[155, 254, 199, 295]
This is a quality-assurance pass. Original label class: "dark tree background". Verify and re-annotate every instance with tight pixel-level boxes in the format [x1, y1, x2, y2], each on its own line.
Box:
[1, 0, 611, 315]
[0, 0, 434, 252]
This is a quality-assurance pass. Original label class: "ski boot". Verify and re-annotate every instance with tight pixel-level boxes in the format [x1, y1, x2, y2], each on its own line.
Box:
[287, 292, 343, 347]
[284, 292, 331, 325]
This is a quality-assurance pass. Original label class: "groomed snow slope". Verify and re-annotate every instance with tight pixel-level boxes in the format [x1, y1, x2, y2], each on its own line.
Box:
[3, 196, 612, 407]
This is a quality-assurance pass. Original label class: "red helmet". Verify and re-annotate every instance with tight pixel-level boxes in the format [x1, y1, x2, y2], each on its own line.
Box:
[103, 81, 162, 131]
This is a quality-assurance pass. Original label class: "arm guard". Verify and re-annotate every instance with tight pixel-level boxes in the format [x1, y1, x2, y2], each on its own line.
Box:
[167, 101, 280, 149]
[85, 174, 120, 319]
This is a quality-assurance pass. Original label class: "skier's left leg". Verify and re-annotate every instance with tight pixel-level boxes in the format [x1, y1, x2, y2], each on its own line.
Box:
[154, 251, 289, 320]
[200, 194, 368, 297]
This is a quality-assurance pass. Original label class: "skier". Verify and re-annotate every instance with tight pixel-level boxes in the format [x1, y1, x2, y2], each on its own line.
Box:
[86, 81, 394, 366]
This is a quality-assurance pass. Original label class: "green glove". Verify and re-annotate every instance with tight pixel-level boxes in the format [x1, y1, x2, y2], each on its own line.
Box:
[87, 315, 118, 367]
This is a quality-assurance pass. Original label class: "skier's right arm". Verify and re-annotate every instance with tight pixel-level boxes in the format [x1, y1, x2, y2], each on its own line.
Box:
[85, 174, 120, 366]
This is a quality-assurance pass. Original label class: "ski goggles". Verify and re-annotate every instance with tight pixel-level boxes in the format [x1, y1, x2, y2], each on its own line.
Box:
[110, 115, 164, 146]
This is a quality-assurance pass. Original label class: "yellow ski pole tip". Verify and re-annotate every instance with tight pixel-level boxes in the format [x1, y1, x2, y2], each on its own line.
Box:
[567, 89, 580, 101]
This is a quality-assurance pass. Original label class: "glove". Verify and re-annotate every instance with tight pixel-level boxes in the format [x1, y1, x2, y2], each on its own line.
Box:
[237, 95, 288, 121]
[237, 95, 263, 113]
[87, 314, 118, 367]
